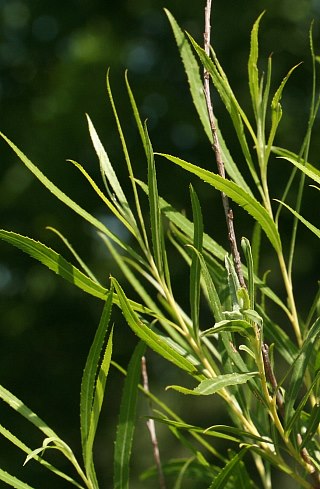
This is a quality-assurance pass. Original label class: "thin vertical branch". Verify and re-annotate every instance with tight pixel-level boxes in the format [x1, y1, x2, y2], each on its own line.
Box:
[203, 0, 245, 288]
[141, 356, 166, 489]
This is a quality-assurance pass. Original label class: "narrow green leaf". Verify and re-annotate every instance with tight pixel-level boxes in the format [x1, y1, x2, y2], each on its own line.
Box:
[0, 230, 150, 315]
[274, 200, 320, 239]
[124, 72, 150, 247]
[46, 226, 99, 283]
[241, 238, 255, 309]
[146, 126, 166, 278]
[156, 9, 256, 198]
[285, 317, 320, 424]
[87, 113, 136, 227]
[164, 9, 211, 140]
[189, 247, 224, 323]
[0, 384, 57, 440]
[278, 155, 320, 185]
[187, 35, 255, 142]
[0, 230, 108, 300]
[0, 469, 36, 489]
[157, 154, 282, 252]
[201, 320, 254, 338]
[114, 341, 146, 489]
[248, 12, 264, 119]
[80, 290, 113, 465]
[300, 402, 320, 450]
[251, 223, 261, 275]
[207, 447, 250, 489]
[186, 34, 262, 194]
[0, 132, 126, 250]
[189, 186, 203, 340]
[68, 159, 136, 236]
[168, 372, 258, 396]
[111, 278, 198, 375]
[137, 179, 288, 314]
[267, 64, 301, 155]
[86, 328, 114, 473]
[257, 305, 297, 364]
[150, 417, 240, 443]
[0, 425, 83, 488]
[193, 372, 258, 395]
[215, 120, 254, 197]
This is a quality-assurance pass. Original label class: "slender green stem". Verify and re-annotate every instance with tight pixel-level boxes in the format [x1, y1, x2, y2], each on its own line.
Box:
[277, 251, 302, 346]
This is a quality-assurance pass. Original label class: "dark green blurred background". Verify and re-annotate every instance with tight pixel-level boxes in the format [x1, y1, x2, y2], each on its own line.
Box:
[0, 1, 319, 488]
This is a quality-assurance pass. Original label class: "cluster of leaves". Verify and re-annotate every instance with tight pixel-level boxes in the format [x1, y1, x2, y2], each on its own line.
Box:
[0, 10, 319, 489]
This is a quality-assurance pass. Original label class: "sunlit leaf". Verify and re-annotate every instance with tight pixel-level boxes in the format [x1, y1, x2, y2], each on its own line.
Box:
[0, 230, 108, 300]
[274, 200, 320, 239]
[157, 154, 282, 252]
[248, 12, 264, 119]
[0, 469, 36, 489]
[112, 278, 199, 376]
[168, 372, 258, 396]
[0, 132, 127, 250]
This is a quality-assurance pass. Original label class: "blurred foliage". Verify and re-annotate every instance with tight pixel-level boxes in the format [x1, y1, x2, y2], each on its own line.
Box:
[0, 1, 319, 487]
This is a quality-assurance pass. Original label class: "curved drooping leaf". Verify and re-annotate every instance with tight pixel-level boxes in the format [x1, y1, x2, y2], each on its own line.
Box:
[273, 147, 320, 186]
[0, 132, 126, 251]
[46, 226, 99, 283]
[0, 230, 151, 315]
[111, 278, 199, 376]
[0, 424, 83, 488]
[0, 230, 108, 300]
[157, 154, 281, 252]
[274, 201, 320, 239]
[0, 469, 36, 489]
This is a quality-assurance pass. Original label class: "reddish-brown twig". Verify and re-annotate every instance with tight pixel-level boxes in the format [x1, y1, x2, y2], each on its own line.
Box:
[203, 0, 245, 288]
[141, 356, 166, 489]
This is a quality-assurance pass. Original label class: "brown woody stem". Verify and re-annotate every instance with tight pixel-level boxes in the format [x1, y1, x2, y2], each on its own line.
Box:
[203, 0, 245, 288]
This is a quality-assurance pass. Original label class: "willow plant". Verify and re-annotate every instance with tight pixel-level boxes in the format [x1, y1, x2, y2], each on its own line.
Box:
[0, 6, 319, 489]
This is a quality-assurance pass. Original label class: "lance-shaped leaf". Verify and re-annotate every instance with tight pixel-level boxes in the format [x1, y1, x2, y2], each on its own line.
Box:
[168, 372, 258, 396]
[112, 278, 199, 376]
[274, 200, 320, 239]
[80, 290, 113, 469]
[157, 154, 281, 253]
[285, 317, 320, 425]
[189, 185, 203, 341]
[0, 132, 127, 250]
[165, 8, 211, 140]
[0, 469, 36, 489]
[208, 447, 250, 489]
[87, 113, 136, 228]
[248, 12, 265, 119]
[0, 230, 108, 300]
[165, 10, 256, 196]
[114, 341, 146, 489]
[0, 230, 151, 316]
